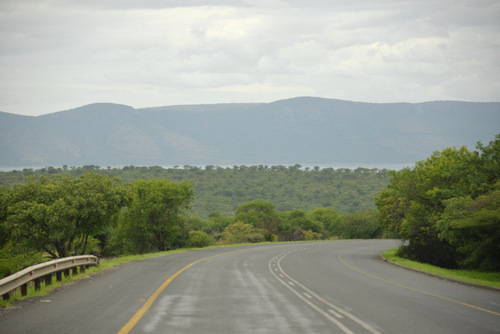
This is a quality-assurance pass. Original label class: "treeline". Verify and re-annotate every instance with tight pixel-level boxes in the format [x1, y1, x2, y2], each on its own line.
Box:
[376, 134, 500, 271]
[0, 164, 390, 218]
[0, 173, 383, 278]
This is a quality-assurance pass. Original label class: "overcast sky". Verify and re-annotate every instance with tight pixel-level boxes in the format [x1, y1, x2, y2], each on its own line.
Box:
[1, 0, 499, 116]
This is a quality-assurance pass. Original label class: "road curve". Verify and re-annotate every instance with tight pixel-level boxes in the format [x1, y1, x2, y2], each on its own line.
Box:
[1, 240, 499, 333]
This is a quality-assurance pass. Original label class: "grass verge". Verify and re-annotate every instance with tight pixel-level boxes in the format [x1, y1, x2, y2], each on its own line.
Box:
[382, 248, 500, 289]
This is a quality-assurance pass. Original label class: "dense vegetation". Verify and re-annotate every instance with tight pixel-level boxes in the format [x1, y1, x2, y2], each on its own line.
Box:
[0, 166, 387, 278]
[0, 164, 390, 217]
[376, 134, 500, 271]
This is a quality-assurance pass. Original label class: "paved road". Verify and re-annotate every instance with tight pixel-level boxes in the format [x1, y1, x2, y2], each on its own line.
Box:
[1, 240, 499, 333]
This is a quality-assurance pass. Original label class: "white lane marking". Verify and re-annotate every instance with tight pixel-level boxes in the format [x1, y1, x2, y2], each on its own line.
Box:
[303, 293, 313, 299]
[288, 281, 295, 286]
[329, 309, 344, 319]
[269, 255, 354, 334]
[271, 251, 382, 334]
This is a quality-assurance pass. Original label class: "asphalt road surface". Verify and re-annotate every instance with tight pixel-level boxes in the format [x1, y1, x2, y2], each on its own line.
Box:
[1, 240, 499, 333]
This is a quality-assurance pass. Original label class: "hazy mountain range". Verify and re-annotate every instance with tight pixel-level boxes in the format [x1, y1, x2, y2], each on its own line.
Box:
[1, 97, 499, 168]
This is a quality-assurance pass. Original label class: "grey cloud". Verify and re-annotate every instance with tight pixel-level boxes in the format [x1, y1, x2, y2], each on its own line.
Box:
[0, 0, 499, 116]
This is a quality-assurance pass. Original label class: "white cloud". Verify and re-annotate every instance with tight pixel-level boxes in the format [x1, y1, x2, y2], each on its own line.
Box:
[1, 0, 499, 115]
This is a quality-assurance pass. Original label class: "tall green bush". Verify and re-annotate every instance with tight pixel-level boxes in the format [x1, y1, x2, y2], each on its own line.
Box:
[376, 134, 500, 270]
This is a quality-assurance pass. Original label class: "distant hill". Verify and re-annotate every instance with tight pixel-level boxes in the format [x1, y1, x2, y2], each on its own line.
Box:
[1, 97, 499, 168]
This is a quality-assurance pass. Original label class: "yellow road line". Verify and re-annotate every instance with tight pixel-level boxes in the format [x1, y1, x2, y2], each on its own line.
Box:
[117, 249, 244, 334]
[338, 251, 500, 317]
[117, 257, 207, 334]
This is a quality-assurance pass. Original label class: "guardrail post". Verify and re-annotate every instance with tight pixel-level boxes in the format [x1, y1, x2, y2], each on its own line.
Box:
[56, 271, 62, 282]
[72, 267, 78, 275]
[45, 274, 52, 286]
[64, 269, 70, 278]
[2, 292, 9, 301]
[80, 265, 85, 273]
[34, 278, 41, 291]
[21, 283, 28, 296]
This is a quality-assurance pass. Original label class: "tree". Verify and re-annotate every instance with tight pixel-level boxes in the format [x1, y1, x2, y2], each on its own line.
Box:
[187, 230, 214, 248]
[307, 208, 341, 238]
[116, 178, 193, 254]
[235, 200, 281, 240]
[376, 135, 500, 269]
[223, 222, 263, 243]
[3, 174, 130, 258]
[0, 186, 45, 277]
[437, 185, 500, 270]
[0, 186, 9, 246]
[202, 212, 234, 235]
[375, 147, 477, 267]
[278, 209, 323, 241]
[285, 209, 324, 234]
[339, 210, 382, 239]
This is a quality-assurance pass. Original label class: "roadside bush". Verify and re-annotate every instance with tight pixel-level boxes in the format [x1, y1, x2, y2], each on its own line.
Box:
[223, 222, 264, 244]
[246, 232, 264, 243]
[339, 210, 382, 239]
[302, 229, 323, 240]
[187, 231, 214, 248]
[0, 242, 44, 278]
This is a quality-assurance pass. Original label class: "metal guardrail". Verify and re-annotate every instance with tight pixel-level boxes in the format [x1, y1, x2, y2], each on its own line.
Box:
[0, 255, 99, 299]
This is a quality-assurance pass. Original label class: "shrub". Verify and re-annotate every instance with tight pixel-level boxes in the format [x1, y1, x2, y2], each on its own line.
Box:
[187, 231, 214, 248]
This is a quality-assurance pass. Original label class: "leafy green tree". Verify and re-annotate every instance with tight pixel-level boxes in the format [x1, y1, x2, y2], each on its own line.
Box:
[2, 174, 130, 258]
[307, 208, 341, 238]
[187, 230, 214, 248]
[284, 209, 324, 234]
[185, 216, 206, 232]
[302, 229, 322, 240]
[376, 135, 500, 269]
[278, 209, 323, 241]
[276, 220, 303, 241]
[376, 147, 475, 267]
[223, 222, 263, 243]
[0, 241, 44, 278]
[115, 178, 193, 254]
[235, 200, 281, 240]
[339, 210, 382, 239]
[0, 186, 9, 247]
[437, 185, 500, 270]
[201, 212, 235, 235]
[472, 134, 500, 195]
[436, 134, 500, 270]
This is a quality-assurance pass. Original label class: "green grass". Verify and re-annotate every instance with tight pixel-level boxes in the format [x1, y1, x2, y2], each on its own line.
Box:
[382, 248, 500, 289]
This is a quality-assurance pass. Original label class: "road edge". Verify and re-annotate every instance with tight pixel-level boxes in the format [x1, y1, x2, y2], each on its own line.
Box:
[379, 252, 500, 293]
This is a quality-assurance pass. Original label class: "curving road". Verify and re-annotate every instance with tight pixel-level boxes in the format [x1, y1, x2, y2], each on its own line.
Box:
[1, 240, 499, 333]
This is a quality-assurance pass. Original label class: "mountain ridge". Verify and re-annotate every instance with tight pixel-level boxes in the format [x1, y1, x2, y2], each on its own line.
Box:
[1, 97, 499, 168]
